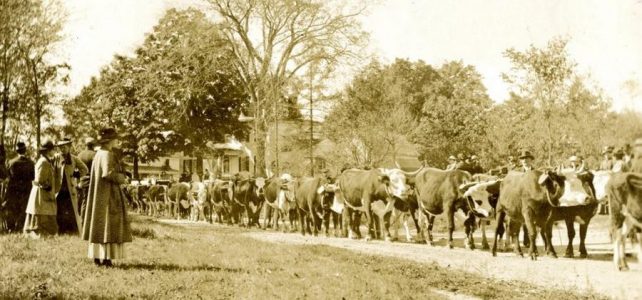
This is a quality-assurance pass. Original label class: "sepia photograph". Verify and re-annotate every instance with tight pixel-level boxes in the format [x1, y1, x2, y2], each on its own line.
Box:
[1, 0, 641, 299]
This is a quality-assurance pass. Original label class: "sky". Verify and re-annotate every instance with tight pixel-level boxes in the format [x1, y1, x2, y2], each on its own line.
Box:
[59, 0, 642, 112]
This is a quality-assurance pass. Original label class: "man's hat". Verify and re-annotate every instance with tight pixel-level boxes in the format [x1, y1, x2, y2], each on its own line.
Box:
[568, 155, 579, 162]
[518, 150, 534, 160]
[85, 137, 96, 146]
[634, 138, 642, 147]
[97, 127, 119, 143]
[470, 155, 478, 160]
[56, 137, 72, 147]
[448, 155, 456, 161]
[602, 146, 614, 155]
[15, 142, 27, 153]
[39, 140, 55, 152]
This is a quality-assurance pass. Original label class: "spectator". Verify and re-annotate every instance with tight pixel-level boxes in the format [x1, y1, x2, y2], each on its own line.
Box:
[1, 142, 35, 232]
[24, 140, 58, 238]
[598, 146, 614, 171]
[612, 149, 629, 173]
[54, 137, 88, 235]
[518, 150, 535, 172]
[82, 128, 132, 267]
[445, 155, 457, 170]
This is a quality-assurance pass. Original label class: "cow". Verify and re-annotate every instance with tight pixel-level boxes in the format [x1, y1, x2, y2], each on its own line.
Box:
[334, 168, 415, 242]
[263, 174, 298, 232]
[491, 170, 566, 260]
[606, 172, 642, 271]
[295, 177, 337, 236]
[233, 172, 266, 228]
[208, 179, 235, 224]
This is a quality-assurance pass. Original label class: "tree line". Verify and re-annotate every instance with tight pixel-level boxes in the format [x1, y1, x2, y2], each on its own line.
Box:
[324, 38, 642, 171]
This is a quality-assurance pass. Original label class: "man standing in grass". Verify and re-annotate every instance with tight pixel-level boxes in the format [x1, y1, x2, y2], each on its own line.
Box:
[1, 142, 35, 232]
[82, 128, 132, 267]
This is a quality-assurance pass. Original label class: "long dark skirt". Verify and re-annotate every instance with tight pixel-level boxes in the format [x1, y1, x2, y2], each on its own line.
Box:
[56, 190, 78, 235]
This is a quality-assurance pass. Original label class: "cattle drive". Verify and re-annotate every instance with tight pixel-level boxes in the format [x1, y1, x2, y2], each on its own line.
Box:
[108, 141, 642, 273]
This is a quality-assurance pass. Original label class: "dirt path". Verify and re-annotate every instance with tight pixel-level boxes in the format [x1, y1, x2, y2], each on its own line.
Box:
[244, 230, 641, 300]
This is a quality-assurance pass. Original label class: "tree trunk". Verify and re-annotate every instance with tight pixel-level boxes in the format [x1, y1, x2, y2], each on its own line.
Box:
[133, 153, 139, 180]
[1, 87, 8, 146]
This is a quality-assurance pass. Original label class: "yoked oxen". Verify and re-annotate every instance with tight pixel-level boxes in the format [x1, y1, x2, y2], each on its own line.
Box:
[233, 172, 266, 228]
[491, 170, 566, 260]
[208, 179, 235, 224]
[334, 168, 416, 242]
[606, 172, 642, 271]
[295, 177, 338, 236]
[414, 168, 473, 248]
[263, 174, 298, 232]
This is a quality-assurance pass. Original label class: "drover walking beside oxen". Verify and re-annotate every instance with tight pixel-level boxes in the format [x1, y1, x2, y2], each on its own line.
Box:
[1, 142, 35, 232]
[54, 137, 88, 235]
[23, 140, 58, 238]
[82, 128, 132, 267]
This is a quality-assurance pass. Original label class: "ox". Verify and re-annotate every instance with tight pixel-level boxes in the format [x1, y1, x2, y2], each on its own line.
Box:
[492, 170, 566, 260]
[233, 172, 266, 228]
[540, 170, 597, 258]
[208, 179, 235, 224]
[295, 177, 337, 236]
[607, 172, 642, 271]
[334, 168, 415, 242]
[145, 184, 167, 217]
[167, 182, 192, 219]
[462, 178, 502, 249]
[414, 168, 473, 249]
[263, 174, 298, 232]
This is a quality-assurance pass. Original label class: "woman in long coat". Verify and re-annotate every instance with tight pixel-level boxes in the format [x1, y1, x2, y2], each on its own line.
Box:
[23, 140, 58, 238]
[82, 128, 132, 267]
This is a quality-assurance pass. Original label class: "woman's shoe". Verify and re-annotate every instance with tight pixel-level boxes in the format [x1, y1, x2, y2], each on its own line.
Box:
[93, 259, 101, 266]
[103, 260, 113, 267]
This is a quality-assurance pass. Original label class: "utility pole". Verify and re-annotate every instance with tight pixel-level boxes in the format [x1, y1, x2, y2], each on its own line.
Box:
[309, 74, 314, 177]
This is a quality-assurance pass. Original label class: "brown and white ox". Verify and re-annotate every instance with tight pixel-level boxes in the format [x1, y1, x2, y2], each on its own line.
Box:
[606, 172, 642, 271]
[334, 168, 416, 242]
[263, 174, 298, 232]
[208, 179, 235, 224]
[491, 170, 567, 260]
[462, 178, 502, 249]
[414, 168, 473, 249]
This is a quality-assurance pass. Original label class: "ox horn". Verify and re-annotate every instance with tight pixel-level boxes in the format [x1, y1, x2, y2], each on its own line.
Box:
[397, 164, 424, 177]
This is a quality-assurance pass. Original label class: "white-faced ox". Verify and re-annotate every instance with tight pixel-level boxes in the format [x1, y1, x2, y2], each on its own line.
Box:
[606, 172, 642, 271]
[334, 168, 416, 242]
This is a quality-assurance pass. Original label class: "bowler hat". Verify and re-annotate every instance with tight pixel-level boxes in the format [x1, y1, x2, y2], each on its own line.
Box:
[39, 140, 55, 152]
[56, 137, 72, 147]
[518, 150, 534, 160]
[97, 127, 119, 143]
[15, 142, 27, 154]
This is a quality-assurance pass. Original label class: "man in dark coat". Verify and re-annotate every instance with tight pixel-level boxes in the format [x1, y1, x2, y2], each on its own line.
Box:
[77, 137, 96, 220]
[1, 142, 35, 232]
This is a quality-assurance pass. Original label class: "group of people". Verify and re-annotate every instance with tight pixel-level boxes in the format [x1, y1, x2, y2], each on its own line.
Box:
[0, 128, 132, 267]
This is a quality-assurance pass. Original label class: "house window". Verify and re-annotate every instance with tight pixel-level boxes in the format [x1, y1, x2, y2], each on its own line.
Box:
[223, 156, 230, 173]
[241, 156, 250, 171]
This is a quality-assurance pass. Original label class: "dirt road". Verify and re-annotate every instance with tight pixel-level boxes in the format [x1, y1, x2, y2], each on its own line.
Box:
[245, 229, 641, 300]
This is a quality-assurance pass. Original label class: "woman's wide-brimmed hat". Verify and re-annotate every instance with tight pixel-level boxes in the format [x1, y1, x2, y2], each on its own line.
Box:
[39, 140, 55, 152]
[448, 155, 457, 161]
[97, 127, 119, 143]
[518, 150, 534, 160]
[56, 137, 72, 147]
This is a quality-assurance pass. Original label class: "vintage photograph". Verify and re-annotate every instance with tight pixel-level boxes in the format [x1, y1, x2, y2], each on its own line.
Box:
[1, 0, 641, 299]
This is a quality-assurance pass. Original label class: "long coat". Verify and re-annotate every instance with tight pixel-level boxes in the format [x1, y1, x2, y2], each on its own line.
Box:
[82, 149, 132, 244]
[3, 155, 35, 211]
[53, 153, 88, 230]
[25, 156, 57, 215]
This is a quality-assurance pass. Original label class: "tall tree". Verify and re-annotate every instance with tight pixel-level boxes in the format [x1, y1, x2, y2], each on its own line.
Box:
[64, 9, 247, 178]
[206, 0, 367, 176]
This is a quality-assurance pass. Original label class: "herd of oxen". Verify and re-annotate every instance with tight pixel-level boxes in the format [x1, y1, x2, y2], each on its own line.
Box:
[123, 165, 642, 271]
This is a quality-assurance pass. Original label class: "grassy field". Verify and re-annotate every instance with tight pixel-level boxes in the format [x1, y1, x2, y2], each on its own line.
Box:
[0, 215, 607, 299]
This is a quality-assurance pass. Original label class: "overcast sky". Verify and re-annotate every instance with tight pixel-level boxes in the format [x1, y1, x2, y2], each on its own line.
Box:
[60, 0, 642, 111]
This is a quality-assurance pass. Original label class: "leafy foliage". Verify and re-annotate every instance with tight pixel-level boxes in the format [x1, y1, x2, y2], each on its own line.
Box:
[63, 9, 248, 169]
